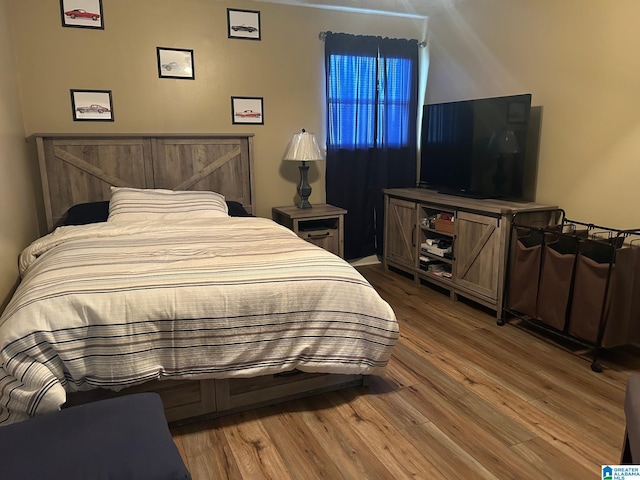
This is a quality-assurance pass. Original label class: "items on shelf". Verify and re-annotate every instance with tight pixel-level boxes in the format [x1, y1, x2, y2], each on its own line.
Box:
[420, 238, 452, 258]
[505, 209, 640, 371]
[420, 212, 455, 234]
[418, 257, 451, 277]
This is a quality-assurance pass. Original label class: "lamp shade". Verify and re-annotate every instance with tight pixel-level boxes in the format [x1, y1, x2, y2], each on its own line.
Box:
[282, 129, 325, 162]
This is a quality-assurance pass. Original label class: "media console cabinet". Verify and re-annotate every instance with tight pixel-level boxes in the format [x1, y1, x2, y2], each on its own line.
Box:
[383, 188, 556, 319]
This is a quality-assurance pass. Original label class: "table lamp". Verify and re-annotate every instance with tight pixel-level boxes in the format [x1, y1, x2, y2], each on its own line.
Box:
[282, 128, 325, 209]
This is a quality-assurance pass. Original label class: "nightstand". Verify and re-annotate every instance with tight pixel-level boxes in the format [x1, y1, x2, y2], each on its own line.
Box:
[272, 204, 347, 258]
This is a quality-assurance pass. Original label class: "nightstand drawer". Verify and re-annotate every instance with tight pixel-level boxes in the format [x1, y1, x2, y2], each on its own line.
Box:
[299, 228, 338, 253]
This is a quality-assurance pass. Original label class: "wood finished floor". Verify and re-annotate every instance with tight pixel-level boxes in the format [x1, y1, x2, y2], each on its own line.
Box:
[171, 264, 638, 479]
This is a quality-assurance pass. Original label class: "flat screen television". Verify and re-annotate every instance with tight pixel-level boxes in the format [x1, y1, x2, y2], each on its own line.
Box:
[419, 93, 535, 201]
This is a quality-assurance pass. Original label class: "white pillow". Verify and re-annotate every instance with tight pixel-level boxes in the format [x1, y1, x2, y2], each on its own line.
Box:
[107, 187, 229, 222]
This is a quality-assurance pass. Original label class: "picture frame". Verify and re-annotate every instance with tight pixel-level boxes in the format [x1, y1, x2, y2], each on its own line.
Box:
[231, 96, 264, 125]
[60, 0, 104, 30]
[227, 8, 261, 40]
[157, 47, 195, 80]
[71, 89, 114, 122]
[507, 101, 527, 123]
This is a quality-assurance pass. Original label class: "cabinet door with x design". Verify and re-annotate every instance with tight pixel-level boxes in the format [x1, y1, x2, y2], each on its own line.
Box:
[453, 210, 503, 301]
[384, 197, 417, 270]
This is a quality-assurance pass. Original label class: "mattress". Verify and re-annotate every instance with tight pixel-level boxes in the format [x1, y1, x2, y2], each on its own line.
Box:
[0, 217, 398, 425]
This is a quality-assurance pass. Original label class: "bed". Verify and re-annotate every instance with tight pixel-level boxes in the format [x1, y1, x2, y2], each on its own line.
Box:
[0, 134, 399, 426]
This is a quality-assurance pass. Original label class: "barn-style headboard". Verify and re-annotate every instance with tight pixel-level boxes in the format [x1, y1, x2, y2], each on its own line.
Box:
[31, 133, 255, 231]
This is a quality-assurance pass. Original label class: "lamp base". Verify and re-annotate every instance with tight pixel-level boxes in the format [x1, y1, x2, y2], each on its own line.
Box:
[295, 161, 313, 209]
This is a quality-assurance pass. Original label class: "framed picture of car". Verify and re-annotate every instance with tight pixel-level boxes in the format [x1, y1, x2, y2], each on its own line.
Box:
[156, 47, 195, 80]
[71, 89, 114, 122]
[60, 0, 104, 29]
[227, 8, 261, 40]
[231, 96, 264, 125]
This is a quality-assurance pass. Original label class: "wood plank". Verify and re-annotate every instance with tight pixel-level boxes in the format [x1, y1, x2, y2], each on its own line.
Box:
[297, 395, 393, 480]
[217, 410, 293, 480]
[325, 390, 442, 478]
[396, 382, 552, 480]
[402, 421, 500, 480]
[174, 420, 244, 480]
[259, 404, 348, 480]
[510, 437, 595, 480]
[53, 147, 136, 187]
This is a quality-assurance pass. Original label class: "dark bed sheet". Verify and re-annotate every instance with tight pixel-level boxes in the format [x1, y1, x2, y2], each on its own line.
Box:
[56, 199, 252, 228]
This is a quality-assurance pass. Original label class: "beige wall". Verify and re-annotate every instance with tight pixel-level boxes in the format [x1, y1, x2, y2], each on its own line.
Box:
[0, 0, 40, 307]
[8, 0, 636, 306]
[425, 0, 640, 229]
[8, 0, 424, 221]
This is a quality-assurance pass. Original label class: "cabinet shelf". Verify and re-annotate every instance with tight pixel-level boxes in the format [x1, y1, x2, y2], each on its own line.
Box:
[420, 226, 454, 238]
[418, 268, 453, 281]
[420, 252, 453, 264]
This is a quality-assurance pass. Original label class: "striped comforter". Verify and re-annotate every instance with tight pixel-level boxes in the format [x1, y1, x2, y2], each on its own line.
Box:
[0, 217, 398, 425]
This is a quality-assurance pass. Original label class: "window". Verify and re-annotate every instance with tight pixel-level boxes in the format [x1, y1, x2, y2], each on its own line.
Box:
[324, 33, 419, 260]
[327, 52, 415, 149]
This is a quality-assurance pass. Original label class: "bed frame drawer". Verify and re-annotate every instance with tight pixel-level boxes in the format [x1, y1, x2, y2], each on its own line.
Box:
[66, 374, 365, 424]
[66, 379, 217, 423]
[215, 371, 364, 412]
[150, 379, 216, 422]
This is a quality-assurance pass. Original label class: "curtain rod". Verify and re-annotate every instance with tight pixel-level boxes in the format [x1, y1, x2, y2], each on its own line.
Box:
[318, 31, 426, 48]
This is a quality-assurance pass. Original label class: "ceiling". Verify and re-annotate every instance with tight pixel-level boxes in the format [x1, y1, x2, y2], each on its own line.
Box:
[251, 0, 462, 18]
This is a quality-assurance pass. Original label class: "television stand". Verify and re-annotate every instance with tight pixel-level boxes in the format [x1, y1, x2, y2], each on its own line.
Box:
[382, 188, 557, 319]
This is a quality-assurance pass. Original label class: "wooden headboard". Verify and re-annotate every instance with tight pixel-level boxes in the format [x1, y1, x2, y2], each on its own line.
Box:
[32, 133, 255, 231]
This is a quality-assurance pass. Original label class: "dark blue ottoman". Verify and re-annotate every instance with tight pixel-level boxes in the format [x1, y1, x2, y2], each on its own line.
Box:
[623, 373, 640, 463]
[0, 392, 191, 480]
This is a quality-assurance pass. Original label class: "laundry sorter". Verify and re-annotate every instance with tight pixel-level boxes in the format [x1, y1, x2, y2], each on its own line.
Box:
[504, 209, 640, 371]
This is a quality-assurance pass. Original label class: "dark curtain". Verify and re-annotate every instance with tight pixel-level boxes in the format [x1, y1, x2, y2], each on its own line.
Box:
[325, 33, 418, 260]
[374, 37, 419, 256]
